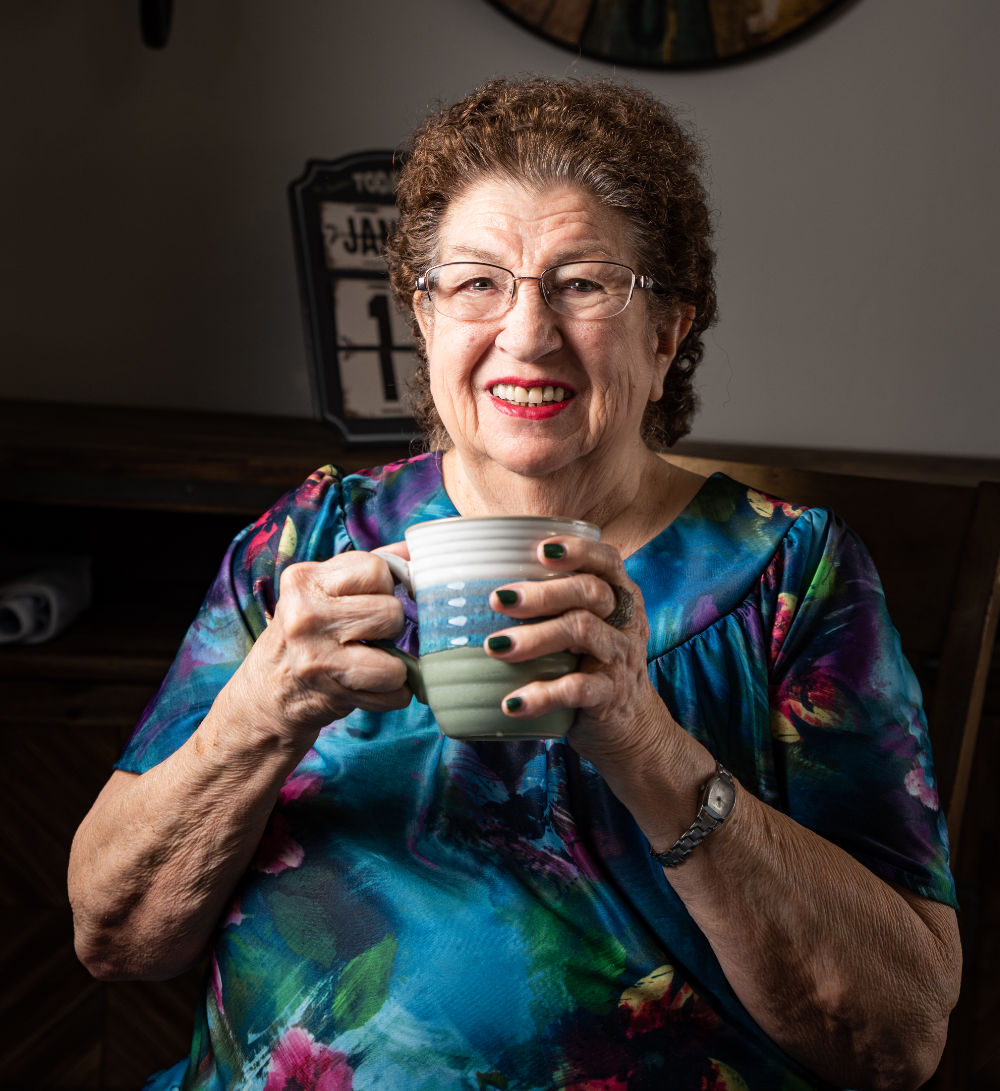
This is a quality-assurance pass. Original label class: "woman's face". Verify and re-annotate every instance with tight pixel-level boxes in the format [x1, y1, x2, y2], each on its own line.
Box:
[414, 179, 687, 480]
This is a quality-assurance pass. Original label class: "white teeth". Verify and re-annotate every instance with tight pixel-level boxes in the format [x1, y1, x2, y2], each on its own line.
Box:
[490, 384, 569, 406]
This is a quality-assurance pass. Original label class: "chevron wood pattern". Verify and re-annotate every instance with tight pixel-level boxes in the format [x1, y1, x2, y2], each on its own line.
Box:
[1, 674, 201, 1089]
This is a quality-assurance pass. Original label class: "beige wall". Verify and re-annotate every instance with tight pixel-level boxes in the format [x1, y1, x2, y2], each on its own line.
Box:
[2, 0, 997, 456]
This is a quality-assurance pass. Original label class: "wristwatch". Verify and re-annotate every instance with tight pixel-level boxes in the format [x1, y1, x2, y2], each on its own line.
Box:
[650, 762, 737, 868]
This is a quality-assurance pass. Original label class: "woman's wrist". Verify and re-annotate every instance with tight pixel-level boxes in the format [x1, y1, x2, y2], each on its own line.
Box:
[573, 686, 719, 850]
[198, 665, 320, 777]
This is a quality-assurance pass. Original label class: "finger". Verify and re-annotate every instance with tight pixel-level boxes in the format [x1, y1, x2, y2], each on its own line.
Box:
[278, 588, 404, 646]
[325, 551, 401, 595]
[532, 535, 643, 633]
[281, 552, 398, 599]
[490, 572, 617, 621]
[351, 686, 414, 714]
[501, 669, 616, 721]
[241, 626, 412, 730]
[268, 628, 407, 692]
[484, 608, 625, 665]
[325, 594, 406, 644]
[372, 541, 410, 561]
[324, 644, 413, 715]
[329, 643, 410, 696]
[535, 534, 628, 585]
[277, 559, 405, 644]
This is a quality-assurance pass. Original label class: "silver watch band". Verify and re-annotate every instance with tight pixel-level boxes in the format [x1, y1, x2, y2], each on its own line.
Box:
[649, 762, 735, 868]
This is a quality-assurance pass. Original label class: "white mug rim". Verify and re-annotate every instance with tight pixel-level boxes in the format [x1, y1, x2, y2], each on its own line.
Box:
[404, 514, 600, 539]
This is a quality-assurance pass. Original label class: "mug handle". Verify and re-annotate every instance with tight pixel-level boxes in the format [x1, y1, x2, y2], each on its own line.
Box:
[376, 550, 413, 594]
[370, 549, 427, 703]
[371, 640, 428, 705]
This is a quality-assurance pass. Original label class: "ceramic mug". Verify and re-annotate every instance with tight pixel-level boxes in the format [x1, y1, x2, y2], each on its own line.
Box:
[378, 514, 600, 740]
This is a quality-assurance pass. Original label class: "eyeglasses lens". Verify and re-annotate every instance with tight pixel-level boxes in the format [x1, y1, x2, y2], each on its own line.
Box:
[426, 262, 637, 320]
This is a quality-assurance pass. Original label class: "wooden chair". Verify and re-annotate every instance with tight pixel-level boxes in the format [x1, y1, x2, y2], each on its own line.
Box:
[666, 454, 1000, 1089]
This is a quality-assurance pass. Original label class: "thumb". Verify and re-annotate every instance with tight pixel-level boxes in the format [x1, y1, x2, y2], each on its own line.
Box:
[372, 541, 410, 561]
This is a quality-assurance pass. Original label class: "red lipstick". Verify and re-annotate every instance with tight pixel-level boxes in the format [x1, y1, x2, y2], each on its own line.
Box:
[486, 378, 576, 420]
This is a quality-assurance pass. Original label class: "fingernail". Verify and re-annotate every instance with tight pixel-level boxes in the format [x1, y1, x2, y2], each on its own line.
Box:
[495, 589, 519, 606]
[505, 696, 523, 713]
[487, 635, 513, 652]
[543, 543, 566, 559]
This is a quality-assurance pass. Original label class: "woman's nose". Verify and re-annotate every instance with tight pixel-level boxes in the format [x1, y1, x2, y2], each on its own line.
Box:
[494, 278, 563, 361]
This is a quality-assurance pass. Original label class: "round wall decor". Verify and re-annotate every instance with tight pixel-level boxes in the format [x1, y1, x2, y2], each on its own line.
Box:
[486, 0, 854, 68]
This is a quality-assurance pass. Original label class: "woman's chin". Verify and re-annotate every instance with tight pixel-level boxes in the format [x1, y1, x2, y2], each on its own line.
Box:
[475, 435, 592, 481]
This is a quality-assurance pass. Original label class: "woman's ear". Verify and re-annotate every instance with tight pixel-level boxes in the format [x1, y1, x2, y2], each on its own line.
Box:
[657, 305, 695, 361]
[413, 293, 433, 351]
[649, 305, 695, 401]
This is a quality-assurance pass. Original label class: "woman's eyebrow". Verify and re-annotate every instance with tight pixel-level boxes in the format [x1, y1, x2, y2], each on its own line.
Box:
[441, 245, 505, 264]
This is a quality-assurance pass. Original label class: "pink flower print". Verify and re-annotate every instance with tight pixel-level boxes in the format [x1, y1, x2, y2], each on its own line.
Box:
[211, 953, 225, 1015]
[774, 671, 842, 737]
[252, 812, 305, 874]
[279, 771, 323, 805]
[263, 1027, 354, 1091]
[905, 763, 940, 810]
[769, 591, 798, 664]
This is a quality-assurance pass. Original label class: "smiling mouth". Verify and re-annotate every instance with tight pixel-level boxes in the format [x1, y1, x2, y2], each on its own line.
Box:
[488, 383, 571, 407]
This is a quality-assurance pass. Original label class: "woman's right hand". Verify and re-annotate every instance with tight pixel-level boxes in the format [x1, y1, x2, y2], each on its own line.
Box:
[232, 550, 413, 749]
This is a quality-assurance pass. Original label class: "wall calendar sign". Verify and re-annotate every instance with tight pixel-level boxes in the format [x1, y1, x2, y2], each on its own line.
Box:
[289, 151, 420, 443]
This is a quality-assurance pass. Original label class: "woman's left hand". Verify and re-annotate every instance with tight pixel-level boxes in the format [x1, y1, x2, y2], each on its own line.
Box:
[484, 533, 679, 768]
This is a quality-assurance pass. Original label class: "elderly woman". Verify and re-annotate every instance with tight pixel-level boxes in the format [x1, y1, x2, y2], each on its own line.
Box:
[69, 78, 959, 1091]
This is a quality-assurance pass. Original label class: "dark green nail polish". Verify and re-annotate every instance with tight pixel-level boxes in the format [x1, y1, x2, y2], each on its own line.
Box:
[495, 589, 519, 606]
[543, 543, 566, 559]
[505, 696, 523, 713]
[488, 635, 513, 652]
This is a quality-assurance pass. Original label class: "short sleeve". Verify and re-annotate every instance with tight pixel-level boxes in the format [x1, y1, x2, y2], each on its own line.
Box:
[116, 466, 348, 773]
[763, 507, 956, 906]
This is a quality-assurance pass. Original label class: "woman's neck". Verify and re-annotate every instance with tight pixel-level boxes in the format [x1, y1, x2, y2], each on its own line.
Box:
[441, 446, 702, 558]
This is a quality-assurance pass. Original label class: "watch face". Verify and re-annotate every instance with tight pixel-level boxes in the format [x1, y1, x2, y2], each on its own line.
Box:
[705, 775, 736, 820]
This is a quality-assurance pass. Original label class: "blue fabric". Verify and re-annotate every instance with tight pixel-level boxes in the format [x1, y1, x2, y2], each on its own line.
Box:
[124, 455, 955, 1091]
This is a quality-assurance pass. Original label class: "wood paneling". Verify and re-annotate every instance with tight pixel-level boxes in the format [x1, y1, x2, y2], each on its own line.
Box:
[0, 710, 203, 1089]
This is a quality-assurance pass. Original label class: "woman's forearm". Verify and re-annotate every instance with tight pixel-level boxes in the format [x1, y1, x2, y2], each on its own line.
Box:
[585, 702, 961, 1091]
[68, 681, 311, 981]
[671, 788, 959, 1090]
[69, 554, 411, 981]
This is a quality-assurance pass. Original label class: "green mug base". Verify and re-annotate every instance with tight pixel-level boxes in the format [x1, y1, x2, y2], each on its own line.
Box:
[417, 646, 577, 740]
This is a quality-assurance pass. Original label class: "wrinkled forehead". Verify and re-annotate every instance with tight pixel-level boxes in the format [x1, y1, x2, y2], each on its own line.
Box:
[434, 175, 641, 270]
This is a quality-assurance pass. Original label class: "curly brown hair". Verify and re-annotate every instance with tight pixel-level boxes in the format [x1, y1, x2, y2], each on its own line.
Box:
[385, 76, 717, 450]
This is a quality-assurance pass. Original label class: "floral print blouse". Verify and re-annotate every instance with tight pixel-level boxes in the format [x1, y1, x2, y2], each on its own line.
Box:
[119, 453, 956, 1091]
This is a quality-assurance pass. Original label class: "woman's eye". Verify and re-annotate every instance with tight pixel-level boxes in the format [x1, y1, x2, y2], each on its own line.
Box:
[559, 278, 603, 294]
[458, 277, 498, 292]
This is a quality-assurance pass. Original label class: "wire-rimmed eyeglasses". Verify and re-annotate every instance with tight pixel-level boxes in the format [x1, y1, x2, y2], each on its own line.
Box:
[415, 261, 657, 321]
